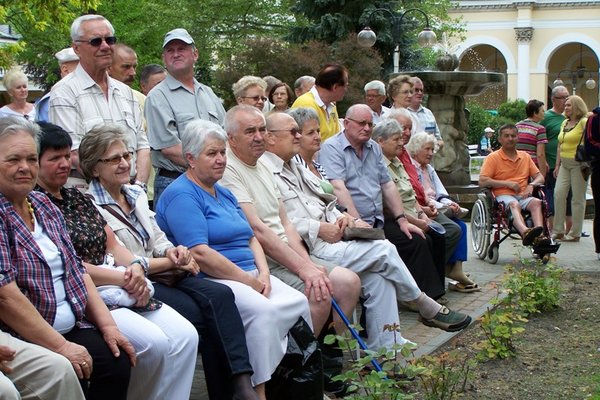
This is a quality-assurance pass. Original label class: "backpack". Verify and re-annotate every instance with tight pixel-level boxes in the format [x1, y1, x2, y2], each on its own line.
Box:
[584, 106, 600, 159]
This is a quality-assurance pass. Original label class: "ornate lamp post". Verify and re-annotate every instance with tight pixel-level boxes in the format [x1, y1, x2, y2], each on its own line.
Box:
[357, 8, 437, 73]
[552, 44, 597, 95]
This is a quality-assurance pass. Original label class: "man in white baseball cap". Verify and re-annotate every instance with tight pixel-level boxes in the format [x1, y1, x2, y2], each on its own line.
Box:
[478, 126, 495, 155]
[35, 48, 80, 122]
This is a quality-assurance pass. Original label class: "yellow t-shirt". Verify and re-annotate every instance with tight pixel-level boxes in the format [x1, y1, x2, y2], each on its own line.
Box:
[291, 92, 340, 142]
[558, 117, 588, 159]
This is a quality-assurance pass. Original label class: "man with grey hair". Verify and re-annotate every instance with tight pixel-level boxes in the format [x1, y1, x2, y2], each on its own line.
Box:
[408, 76, 444, 149]
[364, 80, 389, 124]
[294, 75, 315, 97]
[49, 14, 150, 190]
[541, 85, 571, 230]
[35, 47, 79, 122]
[145, 28, 226, 203]
[319, 104, 472, 332]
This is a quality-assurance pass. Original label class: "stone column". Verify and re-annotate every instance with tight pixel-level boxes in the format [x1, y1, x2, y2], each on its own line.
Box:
[514, 27, 534, 100]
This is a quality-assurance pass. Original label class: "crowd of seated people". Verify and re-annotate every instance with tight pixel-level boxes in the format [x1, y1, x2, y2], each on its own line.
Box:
[0, 12, 486, 400]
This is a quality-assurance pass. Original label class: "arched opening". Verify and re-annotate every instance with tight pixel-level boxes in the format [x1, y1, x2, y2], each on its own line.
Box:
[458, 44, 507, 109]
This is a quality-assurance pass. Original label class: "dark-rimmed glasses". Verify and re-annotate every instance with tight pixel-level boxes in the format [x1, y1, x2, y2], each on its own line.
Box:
[98, 152, 133, 165]
[75, 36, 118, 47]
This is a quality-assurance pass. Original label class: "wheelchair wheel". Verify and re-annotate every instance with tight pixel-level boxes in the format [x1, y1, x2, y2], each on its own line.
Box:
[488, 241, 500, 264]
[471, 197, 491, 259]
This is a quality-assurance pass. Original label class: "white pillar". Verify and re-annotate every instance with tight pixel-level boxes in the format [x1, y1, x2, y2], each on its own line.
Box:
[514, 27, 534, 101]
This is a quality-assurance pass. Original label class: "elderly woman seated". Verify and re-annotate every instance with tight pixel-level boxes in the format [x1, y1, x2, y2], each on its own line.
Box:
[233, 76, 268, 111]
[0, 117, 135, 399]
[36, 122, 259, 400]
[155, 119, 313, 400]
[406, 131, 480, 292]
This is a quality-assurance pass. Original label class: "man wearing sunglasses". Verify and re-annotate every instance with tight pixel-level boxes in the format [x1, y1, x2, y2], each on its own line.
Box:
[145, 28, 226, 204]
[49, 14, 150, 191]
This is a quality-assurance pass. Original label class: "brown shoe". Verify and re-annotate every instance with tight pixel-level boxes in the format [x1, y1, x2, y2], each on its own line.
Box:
[522, 226, 543, 246]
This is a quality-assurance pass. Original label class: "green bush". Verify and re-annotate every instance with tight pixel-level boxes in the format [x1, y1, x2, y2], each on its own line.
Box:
[466, 99, 528, 146]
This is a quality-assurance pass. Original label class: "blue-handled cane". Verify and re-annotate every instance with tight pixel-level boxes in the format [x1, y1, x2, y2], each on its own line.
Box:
[331, 298, 384, 373]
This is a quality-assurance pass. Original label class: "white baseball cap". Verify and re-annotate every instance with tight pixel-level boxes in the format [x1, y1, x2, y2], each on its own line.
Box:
[163, 28, 194, 48]
[55, 48, 79, 64]
[484, 127, 494, 133]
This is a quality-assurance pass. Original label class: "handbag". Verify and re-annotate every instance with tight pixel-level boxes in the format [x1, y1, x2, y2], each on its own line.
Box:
[342, 227, 386, 241]
[575, 131, 590, 162]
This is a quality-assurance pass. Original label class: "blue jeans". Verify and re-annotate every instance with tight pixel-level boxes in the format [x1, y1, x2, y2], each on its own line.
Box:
[153, 174, 175, 207]
[153, 277, 252, 400]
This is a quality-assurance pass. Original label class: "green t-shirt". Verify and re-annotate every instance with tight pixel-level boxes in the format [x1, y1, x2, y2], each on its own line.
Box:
[540, 109, 565, 169]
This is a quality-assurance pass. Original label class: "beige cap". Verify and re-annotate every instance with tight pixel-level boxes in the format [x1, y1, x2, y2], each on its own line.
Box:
[55, 48, 79, 64]
[163, 28, 194, 48]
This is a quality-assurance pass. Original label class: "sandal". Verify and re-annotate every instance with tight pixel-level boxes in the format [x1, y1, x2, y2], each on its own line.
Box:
[522, 226, 544, 246]
[448, 282, 481, 293]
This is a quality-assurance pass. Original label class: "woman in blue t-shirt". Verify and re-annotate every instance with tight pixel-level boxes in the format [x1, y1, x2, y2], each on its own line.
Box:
[155, 119, 312, 400]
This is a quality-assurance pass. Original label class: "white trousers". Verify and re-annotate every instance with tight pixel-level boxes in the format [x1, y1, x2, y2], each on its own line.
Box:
[111, 303, 198, 400]
[312, 238, 421, 350]
[207, 271, 312, 386]
[0, 330, 84, 400]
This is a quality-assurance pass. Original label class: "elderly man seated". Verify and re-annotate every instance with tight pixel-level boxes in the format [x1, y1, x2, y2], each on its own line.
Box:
[479, 124, 545, 245]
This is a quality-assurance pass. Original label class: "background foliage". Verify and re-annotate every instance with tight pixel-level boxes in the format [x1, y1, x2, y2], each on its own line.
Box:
[465, 99, 527, 146]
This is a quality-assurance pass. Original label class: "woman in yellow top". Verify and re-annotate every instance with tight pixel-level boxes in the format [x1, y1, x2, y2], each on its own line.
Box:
[553, 95, 588, 242]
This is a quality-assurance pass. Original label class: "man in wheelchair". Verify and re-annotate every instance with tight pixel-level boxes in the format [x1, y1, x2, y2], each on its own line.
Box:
[479, 124, 546, 246]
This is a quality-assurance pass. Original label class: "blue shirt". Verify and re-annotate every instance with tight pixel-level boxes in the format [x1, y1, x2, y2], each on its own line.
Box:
[155, 175, 256, 273]
[318, 131, 390, 227]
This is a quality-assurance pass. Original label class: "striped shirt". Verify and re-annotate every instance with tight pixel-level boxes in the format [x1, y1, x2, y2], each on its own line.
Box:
[516, 119, 547, 165]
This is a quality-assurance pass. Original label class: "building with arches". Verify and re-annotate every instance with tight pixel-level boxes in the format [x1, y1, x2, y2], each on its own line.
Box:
[449, 0, 600, 110]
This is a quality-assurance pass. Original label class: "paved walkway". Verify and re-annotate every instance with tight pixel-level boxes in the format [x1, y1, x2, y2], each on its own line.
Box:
[190, 219, 598, 399]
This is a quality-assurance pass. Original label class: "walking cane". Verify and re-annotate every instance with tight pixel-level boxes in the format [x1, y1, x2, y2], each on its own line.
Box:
[331, 298, 384, 373]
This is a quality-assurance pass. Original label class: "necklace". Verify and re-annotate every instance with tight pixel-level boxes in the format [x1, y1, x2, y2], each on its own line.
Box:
[25, 198, 35, 226]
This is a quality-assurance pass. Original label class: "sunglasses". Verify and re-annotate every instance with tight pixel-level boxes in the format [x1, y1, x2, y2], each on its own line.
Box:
[76, 36, 118, 47]
[98, 152, 133, 165]
[242, 95, 268, 102]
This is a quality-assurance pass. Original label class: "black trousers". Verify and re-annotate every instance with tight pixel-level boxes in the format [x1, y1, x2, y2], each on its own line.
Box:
[154, 276, 253, 400]
[383, 218, 446, 300]
[63, 327, 131, 400]
[592, 160, 600, 253]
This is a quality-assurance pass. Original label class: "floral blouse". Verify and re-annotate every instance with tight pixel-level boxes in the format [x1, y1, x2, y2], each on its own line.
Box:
[35, 185, 107, 265]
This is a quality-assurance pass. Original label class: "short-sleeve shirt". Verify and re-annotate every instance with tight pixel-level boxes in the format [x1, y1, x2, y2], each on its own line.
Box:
[408, 105, 442, 140]
[516, 119, 548, 164]
[220, 148, 288, 241]
[0, 191, 90, 332]
[384, 156, 418, 219]
[480, 148, 540, 197]
[558, 118, 588, 159]
[48, 64, 148, 176]
[155, 175, 256, 274]
[318, 132, 390, 227]
[35, 185, 108, 266]
[540, 109, 566, 169]
[144, 74, 226, 173]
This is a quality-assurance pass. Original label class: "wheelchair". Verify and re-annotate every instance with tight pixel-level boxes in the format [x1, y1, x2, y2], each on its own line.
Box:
[470, 185, 560, 264]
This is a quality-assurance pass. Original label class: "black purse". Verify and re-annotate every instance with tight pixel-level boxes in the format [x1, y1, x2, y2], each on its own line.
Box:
[575, 131, 590, 162]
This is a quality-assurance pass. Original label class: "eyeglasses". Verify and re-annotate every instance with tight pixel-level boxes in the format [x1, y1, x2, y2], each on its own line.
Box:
[346, 117, 374, 128]
[553, 96, 568, 100]
[399, 90, 414, 95]
[270, 128, 301, 136]
[413, 88, 424, 93]
[75, 36, 117, 47]
[242, 95, 268, 102]
[98, 152, 133, 165]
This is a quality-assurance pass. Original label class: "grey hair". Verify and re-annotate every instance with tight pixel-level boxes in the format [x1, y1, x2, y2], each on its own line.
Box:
[372, 119, 403, 142]
[286, 107, 319, 130]
[71, 14, 115, 41]
[224, 105, 264, 137]
[551, 85, 568, 98]
[78, 123, 129, 181]
[2, 69, 28, 91]
[384, 107, 412, 122]
[364, 80, 386, 95]
[232, 76, 267, 98]
[405, 131, 436, 157]
[181, 119, 227, 160]
[294, 75, 315, 90]
[0, 117, 40, 152]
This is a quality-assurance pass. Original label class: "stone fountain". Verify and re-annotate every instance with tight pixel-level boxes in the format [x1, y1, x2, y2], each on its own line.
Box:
[407, 69, 505, 186]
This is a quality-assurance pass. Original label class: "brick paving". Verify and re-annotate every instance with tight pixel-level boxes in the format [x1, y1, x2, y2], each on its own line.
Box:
[190, 219, 598, 399]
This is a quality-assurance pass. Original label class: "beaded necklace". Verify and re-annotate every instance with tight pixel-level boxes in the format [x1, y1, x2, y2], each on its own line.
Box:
[25, 198, 35, 226]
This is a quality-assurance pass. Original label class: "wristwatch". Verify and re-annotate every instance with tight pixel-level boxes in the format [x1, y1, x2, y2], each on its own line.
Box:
[395, 213, 407, 221]
[130, 257, 149, 276]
